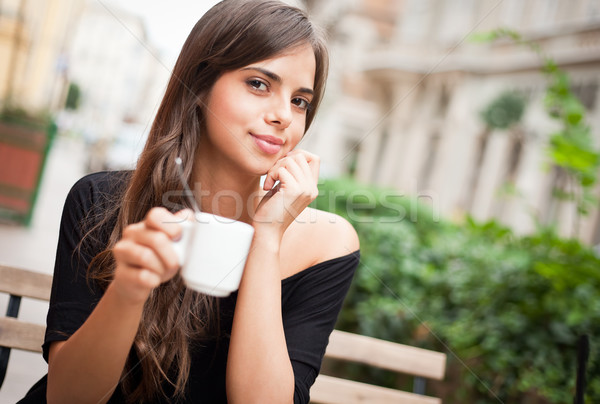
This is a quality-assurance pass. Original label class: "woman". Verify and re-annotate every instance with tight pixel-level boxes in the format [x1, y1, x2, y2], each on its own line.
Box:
[21, 1, 359, 403]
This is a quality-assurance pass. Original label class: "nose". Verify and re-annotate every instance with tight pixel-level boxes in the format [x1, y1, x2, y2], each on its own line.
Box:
[265, 98, 292, 129]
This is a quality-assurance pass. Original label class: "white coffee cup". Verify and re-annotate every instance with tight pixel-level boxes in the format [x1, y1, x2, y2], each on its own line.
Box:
[172, 212, 255, 297]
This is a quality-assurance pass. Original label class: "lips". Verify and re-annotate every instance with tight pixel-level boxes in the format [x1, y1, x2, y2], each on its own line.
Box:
[250, 133, 283, 155]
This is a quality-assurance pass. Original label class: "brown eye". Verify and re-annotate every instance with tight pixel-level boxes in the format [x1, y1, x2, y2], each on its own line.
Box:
[292, 97, 310, 111]
[247, 79, 268, 91]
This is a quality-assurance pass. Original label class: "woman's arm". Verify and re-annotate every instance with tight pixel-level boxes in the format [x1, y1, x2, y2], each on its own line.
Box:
[46, 208, 186, 404]
[226, 230, 293, 403]
[226, 150, 319, 404]
[47, 283, 146, 404]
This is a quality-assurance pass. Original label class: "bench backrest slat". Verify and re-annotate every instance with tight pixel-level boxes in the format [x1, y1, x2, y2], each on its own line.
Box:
[0, 317, 45, 353]
[311, 374, 441, 404]
[324, 330, 446, 380]
[0, 266, 52, 301]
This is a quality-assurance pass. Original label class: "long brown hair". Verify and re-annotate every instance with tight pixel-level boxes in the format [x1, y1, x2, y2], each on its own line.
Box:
[85, 0, 329, 402]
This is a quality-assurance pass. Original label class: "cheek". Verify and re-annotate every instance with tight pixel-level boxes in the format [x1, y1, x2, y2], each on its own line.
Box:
[206, 79, 246, 122]
[208, 92, 233, 122]
[216, 92, 258, 129]
[288, 125, 305, 149]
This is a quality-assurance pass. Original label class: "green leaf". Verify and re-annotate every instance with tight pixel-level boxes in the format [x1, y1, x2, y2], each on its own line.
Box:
[481, 91, 526, 129]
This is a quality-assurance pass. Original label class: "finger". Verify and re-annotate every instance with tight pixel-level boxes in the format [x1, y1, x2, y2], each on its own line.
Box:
[121, 222, 145, 240]
[174, 208, 195, 222]
[263, 171, 276, 191]
[145, 207, 182, 238]
[115, 264, 161, 292]
[129, 228, 180, 271]
[264, 161, 284, 191]
[288, 153, 313, 180]
[281, 157, 304, 182]
[137, 269, 162, 289]
[307, 154, 320, 180]
[287, 149, 317, 162]
[118, 265, 161, 290]
[276, 166, 295, 189]
[286, 153, 319, 201]
[113, 239, 166, 277]
[288, 149, 319, 179]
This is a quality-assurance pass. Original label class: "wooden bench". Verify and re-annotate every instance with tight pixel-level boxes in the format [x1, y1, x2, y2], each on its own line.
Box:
[0, 265, 52, 389]
[0, 265, 446, 402]
[312, 330, 446, 403]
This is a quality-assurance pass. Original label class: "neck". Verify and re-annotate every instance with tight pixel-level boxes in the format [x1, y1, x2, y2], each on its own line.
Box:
[191, 148, 264, 224]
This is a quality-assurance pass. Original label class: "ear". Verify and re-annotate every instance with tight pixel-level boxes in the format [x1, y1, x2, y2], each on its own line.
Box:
[194, 90, 211, 125]
[195, 89, 210, 109]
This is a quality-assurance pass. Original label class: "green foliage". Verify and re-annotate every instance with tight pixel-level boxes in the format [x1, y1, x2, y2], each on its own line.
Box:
[0, 105, 52, 130]
[313, 176, 439, 236]
[472, 28, 600, 221]
[319, 178, 600, 403]
[481, 91, 526, 130]
[543, 62, 600, 214]
[65, 82, 81, 110]
[469, 28, 523, 44]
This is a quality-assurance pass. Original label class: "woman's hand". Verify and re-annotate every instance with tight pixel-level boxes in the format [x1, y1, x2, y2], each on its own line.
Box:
[253, 149, 319, 240]
[111, 207, 192, 305]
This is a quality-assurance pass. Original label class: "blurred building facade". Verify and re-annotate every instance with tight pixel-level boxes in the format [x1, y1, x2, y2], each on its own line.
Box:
[66, 1, 168, 146]
[306, 0, 600, 244]
[0, 0, 84, 112]
[1, 0, 170, 171]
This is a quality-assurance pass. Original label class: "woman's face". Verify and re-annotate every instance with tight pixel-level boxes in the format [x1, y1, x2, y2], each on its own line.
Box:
[199, 43, 316, 175]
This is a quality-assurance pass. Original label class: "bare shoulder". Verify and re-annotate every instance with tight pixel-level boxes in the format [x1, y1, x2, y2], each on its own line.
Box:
[305, 208, 360, 258]
[281, 207, 360, 277]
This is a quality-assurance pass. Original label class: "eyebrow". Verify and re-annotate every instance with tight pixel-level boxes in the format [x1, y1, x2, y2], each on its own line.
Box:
[241, 66, 314, 97]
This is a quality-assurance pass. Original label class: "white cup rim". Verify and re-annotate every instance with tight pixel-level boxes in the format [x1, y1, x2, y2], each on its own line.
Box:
[175, 211, 255, 232]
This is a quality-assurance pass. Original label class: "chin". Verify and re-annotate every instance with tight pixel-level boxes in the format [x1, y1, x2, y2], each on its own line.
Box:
[243, 159, 277, 178]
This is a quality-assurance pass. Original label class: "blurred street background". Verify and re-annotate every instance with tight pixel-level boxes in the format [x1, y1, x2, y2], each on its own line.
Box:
[1, 0, 600, 403]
